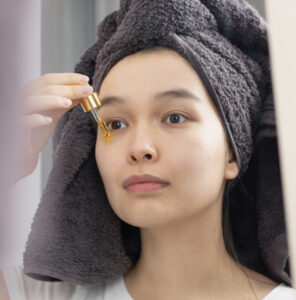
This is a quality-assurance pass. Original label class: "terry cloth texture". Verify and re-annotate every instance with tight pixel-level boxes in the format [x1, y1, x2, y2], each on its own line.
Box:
[23, 0, 291, 286]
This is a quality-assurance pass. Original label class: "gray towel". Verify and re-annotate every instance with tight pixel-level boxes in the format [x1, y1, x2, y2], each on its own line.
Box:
[23, 0, 291, 286]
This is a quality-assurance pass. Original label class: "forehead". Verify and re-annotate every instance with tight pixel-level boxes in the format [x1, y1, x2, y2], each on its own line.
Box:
[97, 47, 220, 119]
[98, 47, 207, 96]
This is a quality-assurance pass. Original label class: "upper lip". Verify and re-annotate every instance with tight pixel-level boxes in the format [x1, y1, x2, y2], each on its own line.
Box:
[123, 174, 169, 189]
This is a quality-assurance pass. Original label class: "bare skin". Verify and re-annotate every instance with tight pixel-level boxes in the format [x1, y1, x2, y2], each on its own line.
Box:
[124, 263, 278, 300]
[14, 72, 93, 184]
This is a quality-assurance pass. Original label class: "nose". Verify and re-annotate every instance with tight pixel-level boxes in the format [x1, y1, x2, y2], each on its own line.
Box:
[128, 125, 158, 164]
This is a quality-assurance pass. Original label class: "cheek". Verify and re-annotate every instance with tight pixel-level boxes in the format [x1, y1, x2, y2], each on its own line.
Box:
[96, 133, 144, 203]
[170, 128, 226, 205]
[173, 137, 211, 187]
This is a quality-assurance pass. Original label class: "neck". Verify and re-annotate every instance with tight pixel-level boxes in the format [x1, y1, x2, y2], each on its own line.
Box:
[124, 200, 250, 298]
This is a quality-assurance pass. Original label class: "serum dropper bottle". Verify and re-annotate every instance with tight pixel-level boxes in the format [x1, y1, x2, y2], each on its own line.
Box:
[80, 92, 112, 143]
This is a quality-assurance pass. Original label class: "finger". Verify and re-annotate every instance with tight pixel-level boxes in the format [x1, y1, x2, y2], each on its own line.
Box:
[30, 85, 94, 100]
[20, 73, 90, 98]
[20, 95, 74, 116]
[20, 113, 53, 131]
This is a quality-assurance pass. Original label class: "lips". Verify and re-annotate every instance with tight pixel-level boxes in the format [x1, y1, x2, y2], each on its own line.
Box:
[123, 174, 169, 189]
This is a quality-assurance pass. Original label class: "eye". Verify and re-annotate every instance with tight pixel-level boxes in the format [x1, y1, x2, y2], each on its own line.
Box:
[165, 112, 188, 124]
[105, 119, 127, 131]
[105, 112, 189, 131]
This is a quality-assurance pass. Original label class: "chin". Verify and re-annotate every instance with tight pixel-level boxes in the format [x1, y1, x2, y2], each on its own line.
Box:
[117, 212, 155, 228]
[117, 208, 176, 229]
[109, 191, 177, 227]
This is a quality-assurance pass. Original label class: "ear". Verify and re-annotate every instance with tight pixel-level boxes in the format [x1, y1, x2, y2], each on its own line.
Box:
[224, 147, 239, 180]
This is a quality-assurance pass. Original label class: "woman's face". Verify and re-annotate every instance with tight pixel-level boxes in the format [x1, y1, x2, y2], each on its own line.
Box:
[95, 47, 238, 228]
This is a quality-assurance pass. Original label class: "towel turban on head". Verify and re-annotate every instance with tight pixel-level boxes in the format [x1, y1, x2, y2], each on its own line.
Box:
[23, 0, 291, 286]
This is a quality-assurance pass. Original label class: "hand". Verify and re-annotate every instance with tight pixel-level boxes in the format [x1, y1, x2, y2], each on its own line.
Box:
[15, 73, 93, 183]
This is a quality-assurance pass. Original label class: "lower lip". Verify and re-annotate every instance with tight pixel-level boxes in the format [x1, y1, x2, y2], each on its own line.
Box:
[126, 182, 169, 193]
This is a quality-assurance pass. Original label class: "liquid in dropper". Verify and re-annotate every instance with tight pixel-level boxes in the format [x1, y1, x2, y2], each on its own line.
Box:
[90, 109, 112, 144]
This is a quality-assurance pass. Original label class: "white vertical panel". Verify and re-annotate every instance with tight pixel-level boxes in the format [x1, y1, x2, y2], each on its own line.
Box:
[265, 0, 296, 290]
[0, 0, 41, 266]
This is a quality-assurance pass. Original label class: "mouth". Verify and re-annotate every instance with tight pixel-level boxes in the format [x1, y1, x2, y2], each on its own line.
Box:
[125, 182, 169, 193]
[123, 173, 169, 192]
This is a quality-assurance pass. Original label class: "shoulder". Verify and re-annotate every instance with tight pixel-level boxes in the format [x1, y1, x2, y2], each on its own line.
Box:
[0, 265, 106, 300]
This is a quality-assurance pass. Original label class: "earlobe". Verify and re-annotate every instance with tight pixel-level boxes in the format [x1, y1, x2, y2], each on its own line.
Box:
[225, 148, 239, 179]
[225, 158, 239, 180]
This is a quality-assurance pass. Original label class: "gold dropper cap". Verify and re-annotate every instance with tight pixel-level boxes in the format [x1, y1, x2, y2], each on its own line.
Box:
[80, 92, 112, 144]
[80, 92, 101, 112]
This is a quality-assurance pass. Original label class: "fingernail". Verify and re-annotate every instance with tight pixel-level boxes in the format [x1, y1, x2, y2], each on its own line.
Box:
[79, 75, 89, 83]
[82, 86, 93, 95]
[62, 98, 72, 107]
[44, 116, 53, 124]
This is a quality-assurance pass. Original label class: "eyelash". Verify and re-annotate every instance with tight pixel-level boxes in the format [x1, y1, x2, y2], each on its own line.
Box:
[105, 112, 189, 131]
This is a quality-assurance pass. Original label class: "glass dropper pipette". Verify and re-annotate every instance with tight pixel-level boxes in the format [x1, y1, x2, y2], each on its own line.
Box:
[80, 92, 112, 143]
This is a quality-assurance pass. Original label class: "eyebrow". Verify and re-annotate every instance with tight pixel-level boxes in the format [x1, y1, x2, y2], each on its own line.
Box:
[97, 88, 202, 110]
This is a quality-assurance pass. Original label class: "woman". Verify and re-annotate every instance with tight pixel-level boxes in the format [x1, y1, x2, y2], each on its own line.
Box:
[1, 0, 296, 299]
[92, 46, 287, 299]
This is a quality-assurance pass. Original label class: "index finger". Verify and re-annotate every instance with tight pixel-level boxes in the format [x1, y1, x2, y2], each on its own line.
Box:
[20, 73, 90, 98]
